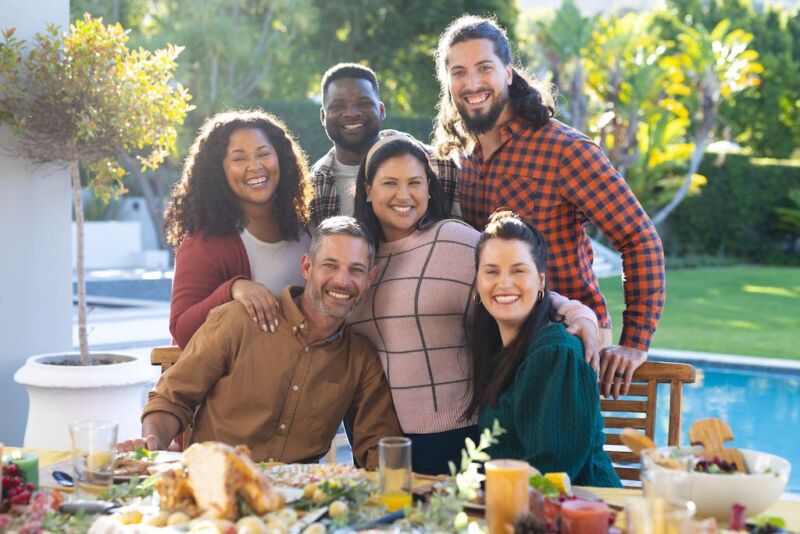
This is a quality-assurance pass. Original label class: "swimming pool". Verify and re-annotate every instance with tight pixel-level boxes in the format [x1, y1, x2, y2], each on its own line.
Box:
[652, 361, 800, 492]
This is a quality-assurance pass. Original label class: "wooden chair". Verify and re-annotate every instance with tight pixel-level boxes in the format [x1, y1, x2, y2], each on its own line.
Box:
[602, 360, 696, 485]
[150, 346, 344, 463]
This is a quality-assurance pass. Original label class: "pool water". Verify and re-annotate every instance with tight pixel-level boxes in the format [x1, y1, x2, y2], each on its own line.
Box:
[653, 363, 800, 492]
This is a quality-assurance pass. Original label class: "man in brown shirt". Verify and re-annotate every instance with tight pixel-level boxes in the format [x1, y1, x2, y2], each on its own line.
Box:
[134, 217, 402, 469]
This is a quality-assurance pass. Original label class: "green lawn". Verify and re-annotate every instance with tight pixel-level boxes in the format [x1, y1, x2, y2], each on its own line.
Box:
[599, 266, 800, 360]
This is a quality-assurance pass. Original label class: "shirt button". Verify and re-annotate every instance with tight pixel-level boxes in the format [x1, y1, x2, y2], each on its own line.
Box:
[292, 326, 298, 333]
[292, 385, 299, 391]
[305, 347, 310, 353]
[299, 324, 304, 329]
[280, 423, 286, 430]
[268, 458, 275, 462]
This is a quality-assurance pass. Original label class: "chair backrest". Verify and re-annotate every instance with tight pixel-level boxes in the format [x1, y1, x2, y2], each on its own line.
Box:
[149, 345, 342, 463]
[151, 346, 182, 373]
[602, 360, 696, 484]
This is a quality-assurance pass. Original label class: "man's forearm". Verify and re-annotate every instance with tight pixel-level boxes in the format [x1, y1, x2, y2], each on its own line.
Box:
[142, 412, 182, 449]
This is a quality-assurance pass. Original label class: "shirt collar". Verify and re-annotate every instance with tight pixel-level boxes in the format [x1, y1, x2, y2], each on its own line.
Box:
[472, 115, 527, 158]
[280, 286, 345, 345]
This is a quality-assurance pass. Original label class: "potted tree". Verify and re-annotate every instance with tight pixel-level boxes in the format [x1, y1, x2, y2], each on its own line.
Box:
[1, 15, 192, 448]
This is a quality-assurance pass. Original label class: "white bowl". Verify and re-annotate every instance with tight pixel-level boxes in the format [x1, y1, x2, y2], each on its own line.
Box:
[644, 447, 791, 520]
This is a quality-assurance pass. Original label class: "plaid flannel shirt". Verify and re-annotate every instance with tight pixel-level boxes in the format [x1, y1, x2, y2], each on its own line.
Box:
[457, 118, 664, 351]
[309, 130, 460, 228]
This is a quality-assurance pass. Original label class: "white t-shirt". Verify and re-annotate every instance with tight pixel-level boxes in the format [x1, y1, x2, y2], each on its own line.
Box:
[240, 229, 310, 293]
[332, 157, 360, 217]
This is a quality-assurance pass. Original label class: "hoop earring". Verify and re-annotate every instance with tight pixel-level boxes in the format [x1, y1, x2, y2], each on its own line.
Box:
[472, 292, 481, 305]
[537, 290, 544, 302]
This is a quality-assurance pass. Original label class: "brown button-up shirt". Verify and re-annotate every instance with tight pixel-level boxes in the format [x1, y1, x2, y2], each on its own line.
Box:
[143, 286, 403, 469]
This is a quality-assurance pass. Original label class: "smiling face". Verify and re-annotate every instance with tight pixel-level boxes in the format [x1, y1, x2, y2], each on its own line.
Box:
[445, 38, 513, 136]
[302, 234, 372, 320]
[365, 154, 430, 242]
[321, 78, 385, 156]
[222, 128, 280, 208]
[476, 238, 546, 339]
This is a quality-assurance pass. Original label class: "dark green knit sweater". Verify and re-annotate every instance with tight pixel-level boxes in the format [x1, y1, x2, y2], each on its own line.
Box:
[478, 323, 622, 487]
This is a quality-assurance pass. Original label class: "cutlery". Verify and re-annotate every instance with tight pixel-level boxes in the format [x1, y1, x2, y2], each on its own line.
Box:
[59, 500, 122, 515]
[52, 470, 75, 487]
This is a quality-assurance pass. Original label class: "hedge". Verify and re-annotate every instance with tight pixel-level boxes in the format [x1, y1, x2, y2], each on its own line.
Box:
[666, 152, 800, 263]
[262, 100, 434, 163]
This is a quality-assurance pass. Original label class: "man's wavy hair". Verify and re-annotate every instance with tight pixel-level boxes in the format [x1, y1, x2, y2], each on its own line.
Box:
[433, 15, 556, 158]
[164, 109, 311, 247]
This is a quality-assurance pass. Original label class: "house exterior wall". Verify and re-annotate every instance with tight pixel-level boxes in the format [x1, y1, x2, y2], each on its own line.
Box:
[0, 0, 72, 445]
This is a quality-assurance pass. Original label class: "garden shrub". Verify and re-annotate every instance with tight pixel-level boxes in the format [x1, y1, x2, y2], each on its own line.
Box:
[666, 152, 800, 264]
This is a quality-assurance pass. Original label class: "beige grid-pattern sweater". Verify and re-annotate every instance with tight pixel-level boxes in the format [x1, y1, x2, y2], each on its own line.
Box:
[348, 219, 596, 434]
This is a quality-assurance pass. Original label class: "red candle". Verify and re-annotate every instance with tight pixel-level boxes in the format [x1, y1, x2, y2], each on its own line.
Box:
[561, 500, 609, 534]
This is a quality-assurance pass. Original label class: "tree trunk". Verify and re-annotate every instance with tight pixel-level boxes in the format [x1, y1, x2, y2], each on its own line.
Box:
[651, 134, 708, 227]
[71, 160, 90, 365]
[121, 153, 168, 250]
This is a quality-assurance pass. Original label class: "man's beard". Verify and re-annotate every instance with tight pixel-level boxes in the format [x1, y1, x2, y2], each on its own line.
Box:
[328, 123, 380, 155]
[455, 89, 508, 136]
[308, 282, 360, 320]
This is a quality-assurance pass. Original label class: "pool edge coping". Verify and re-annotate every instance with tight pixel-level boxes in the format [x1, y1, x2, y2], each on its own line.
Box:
[650, 347, 800, 373]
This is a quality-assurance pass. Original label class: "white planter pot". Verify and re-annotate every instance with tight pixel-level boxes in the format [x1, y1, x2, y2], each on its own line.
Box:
[14, 352, 154, 449]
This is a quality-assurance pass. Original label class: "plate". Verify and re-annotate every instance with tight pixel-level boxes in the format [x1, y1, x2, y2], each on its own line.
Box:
[261, 463, 364, 488]
[113, 451, 182, 482]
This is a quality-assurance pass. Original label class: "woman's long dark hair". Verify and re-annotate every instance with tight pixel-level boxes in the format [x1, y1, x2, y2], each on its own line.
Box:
[463, 211, 556, 420]
[433, 15, 556, 158]
[163, 109, 311, 247]
[353, 136, 449, 248]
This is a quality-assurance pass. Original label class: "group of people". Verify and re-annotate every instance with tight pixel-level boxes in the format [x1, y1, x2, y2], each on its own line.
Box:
[122, 15, 664, 488]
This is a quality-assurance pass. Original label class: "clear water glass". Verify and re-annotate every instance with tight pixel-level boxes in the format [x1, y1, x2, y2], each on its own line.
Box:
[69, 420, 118, 499]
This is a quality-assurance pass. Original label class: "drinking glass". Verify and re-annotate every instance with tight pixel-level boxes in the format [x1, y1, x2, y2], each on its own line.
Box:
[641, 448, 693, 506]
[625, 496, 696, 534]
[69, 420, 118, 499]
[485, 459, 531, 534]
[378, 437, 412, 512]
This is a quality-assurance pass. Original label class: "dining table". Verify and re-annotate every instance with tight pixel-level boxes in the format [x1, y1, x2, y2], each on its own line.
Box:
[6, 447, 800, 532]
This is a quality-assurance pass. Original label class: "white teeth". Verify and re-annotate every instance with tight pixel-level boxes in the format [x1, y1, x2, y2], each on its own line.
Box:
[465, 93, 490, 104]
[245, 176, 267, 186]
[342, 124, 363, 130]
[391, 206, 412, 213]
[326, 290, 351, 300]
[494, 295, 520, 304]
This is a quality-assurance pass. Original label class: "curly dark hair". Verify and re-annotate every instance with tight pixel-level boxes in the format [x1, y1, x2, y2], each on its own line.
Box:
[164, 109, 311, 247]
[433, 15, 556, 158]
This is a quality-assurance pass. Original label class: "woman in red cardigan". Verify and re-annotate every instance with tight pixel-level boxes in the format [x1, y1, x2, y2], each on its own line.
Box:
[163, 110, 312, 348]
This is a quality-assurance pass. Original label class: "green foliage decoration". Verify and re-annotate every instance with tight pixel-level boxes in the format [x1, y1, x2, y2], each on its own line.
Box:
[0, 15, 192, 363]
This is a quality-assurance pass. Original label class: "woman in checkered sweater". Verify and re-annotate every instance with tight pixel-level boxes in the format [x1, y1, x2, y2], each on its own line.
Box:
[350, 136, 599, 474]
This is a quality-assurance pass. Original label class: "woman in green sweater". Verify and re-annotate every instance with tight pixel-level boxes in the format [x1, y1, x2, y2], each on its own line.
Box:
[465, 211, 621, 487]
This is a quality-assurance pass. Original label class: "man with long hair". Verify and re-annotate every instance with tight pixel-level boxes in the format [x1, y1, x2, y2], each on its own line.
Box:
[433, 15, 665, 397]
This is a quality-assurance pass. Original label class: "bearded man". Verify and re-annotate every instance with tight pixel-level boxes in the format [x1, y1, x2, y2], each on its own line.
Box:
[433, 16, 665, 397]
[128, 217, 402, 468]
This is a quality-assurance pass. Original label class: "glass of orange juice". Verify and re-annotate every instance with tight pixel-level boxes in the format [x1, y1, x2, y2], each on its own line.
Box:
[485, 459, 531, 534]
[379, 437, 412, 512]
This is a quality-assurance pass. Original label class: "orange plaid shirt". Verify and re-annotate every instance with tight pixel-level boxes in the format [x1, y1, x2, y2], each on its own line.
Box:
[457, 118, 664, 351]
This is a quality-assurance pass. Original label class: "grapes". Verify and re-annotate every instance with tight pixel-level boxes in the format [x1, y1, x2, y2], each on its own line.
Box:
[2, 461, 32, 507]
